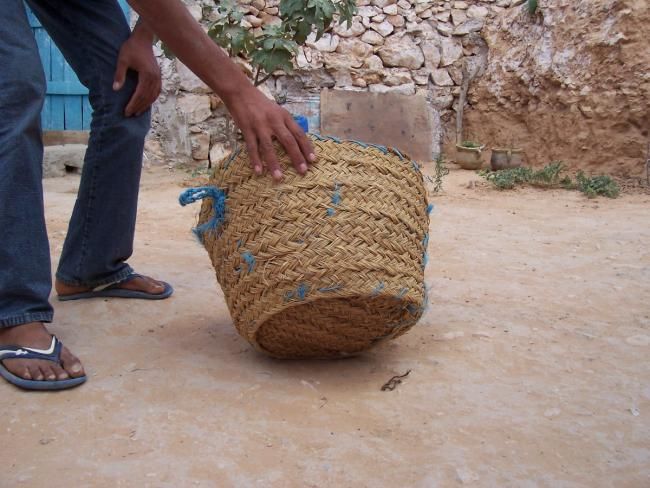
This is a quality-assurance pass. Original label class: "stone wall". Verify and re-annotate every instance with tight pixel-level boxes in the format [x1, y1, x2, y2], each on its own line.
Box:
[148, 0, 514, 166]
[147, 0, 649, 175]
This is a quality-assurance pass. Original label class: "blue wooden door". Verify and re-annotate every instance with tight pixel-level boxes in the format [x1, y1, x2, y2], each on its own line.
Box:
[26, 1, 130, 131]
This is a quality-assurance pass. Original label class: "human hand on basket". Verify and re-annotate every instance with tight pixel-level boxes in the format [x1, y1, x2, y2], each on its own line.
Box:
[225, 86, 316, 182]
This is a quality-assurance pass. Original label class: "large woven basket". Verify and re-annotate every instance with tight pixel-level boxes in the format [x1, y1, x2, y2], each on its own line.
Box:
[181, 135, 431, 358]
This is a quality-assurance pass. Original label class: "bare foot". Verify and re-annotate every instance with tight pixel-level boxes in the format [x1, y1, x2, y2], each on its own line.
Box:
[55, 274, 165, 297]
[0, 322, 84, 381]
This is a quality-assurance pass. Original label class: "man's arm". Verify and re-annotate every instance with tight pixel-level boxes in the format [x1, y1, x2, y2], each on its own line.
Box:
[127, 0, 315, 180]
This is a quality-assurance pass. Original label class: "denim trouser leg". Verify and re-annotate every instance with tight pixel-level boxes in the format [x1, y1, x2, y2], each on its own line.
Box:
[0, 0, 151, 329]
[27, 0, 151, 288]
[0, 1, 53, 328]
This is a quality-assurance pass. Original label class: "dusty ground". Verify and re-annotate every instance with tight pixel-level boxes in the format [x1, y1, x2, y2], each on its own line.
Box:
[1, 165, 649, 487]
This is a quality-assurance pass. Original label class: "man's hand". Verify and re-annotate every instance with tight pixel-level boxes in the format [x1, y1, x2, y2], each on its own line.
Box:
[113, 21, 161, 117]
[226, 87, 316, 181]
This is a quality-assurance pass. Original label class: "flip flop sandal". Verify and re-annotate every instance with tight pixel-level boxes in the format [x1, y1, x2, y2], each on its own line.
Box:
[0, 336, 86, 391]
[57, 273, 174, 301]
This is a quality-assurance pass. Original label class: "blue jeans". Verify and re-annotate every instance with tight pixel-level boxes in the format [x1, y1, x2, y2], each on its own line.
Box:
[0, 0, 151, 328]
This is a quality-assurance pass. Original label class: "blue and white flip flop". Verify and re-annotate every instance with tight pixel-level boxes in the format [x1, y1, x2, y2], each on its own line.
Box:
[0, 336, 87, 391]
[58, 273, 174, 301]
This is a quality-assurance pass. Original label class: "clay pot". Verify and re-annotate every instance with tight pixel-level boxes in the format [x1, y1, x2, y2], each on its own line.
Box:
[490, 148, 524, 171]
[455, 144, 485, 170]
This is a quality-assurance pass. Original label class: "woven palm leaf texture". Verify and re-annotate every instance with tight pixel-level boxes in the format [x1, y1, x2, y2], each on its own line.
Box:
[179, 135, 431, 358]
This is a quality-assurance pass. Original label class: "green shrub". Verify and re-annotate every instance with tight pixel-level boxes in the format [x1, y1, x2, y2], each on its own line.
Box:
[479, 162, 620, 198]
[460, 141, 482, 149]
[576, 172, 620, 199]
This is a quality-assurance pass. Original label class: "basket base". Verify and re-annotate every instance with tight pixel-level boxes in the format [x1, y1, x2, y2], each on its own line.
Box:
[253, 295, 419, 359]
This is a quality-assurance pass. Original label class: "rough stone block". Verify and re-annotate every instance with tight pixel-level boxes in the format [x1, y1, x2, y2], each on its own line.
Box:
[43, 144, 87, 178]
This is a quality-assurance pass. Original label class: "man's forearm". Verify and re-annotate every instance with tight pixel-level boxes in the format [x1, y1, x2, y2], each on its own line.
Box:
[132, 16, 156, 44]
[127, 0, 254, 104]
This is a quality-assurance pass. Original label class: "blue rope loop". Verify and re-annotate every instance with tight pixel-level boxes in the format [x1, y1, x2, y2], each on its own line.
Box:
[178, 186, 227, 242]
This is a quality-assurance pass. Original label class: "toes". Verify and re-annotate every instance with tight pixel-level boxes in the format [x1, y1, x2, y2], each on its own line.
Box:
[41, 364, 57, 382]
[30, 364, 44, 381]
[60, 347, 85, 378]
[51, 363, 69, 381]
[19, 365, 32, 380]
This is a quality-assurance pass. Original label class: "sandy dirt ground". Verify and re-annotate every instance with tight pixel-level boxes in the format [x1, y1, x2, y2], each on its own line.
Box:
[1, 165, 649, 487]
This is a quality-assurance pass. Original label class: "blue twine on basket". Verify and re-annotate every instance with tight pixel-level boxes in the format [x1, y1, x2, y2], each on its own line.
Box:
[178, 186, 227, 242]
[349, 139, 369, 148]
[284, 283, 310, 302]
[318, 284, 343, 293]
[241, 251, 256, 273]
[395, 287, 408, 299]
[222, 148, 241, 169]
[327, 182, 342, 216]
[371, 282, 385, 296]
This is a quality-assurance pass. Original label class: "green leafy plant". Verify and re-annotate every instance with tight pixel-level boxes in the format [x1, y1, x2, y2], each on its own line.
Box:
[527, 0, 538, 14]
[479, 162, 620, 198]
[203, 0, 356, 86]
[460, 141, 482, 149]
[575, 172, 620, 199]
[433, 155, 449, 193]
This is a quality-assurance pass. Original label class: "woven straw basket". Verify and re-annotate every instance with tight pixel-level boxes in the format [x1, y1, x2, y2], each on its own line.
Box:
[182, 135, 431, 358]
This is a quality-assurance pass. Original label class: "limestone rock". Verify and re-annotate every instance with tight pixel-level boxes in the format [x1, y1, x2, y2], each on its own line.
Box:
[387, 15, 405, 27]
[420, 40, 441, 70]
[451, 9, 467, 26]
[336, 38, 374, 59]
[175, 60, 211, 94]
[334, 20, 365, 37]
[244, 15, 263, 28]
[259, 13, 282, 26]
[384, 69, 413, 86]
[372, 0, 397, 7]
[209, 143, 232, 165]
[364, 54, 385, 71]
[437, 22, 454, 36]
[368, 83, 416, 95]
[176, 94, 212, 124]
[361, 30, 385, 46]
[453, 18, 485, 36]
[323, 52, 365, 71]
[467, 5, 489, 19]
[377, 36, 424, 69]
[439, 36, 463, 66]
[431, 68, 454, 86]
[43, 144, 86, 177]
[358, 6, 380, 17]
[383, 4, 398, 15]
[306, 33, 340, 53]
[190, 131, 210, 160]
[370, 20, 394, 37]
